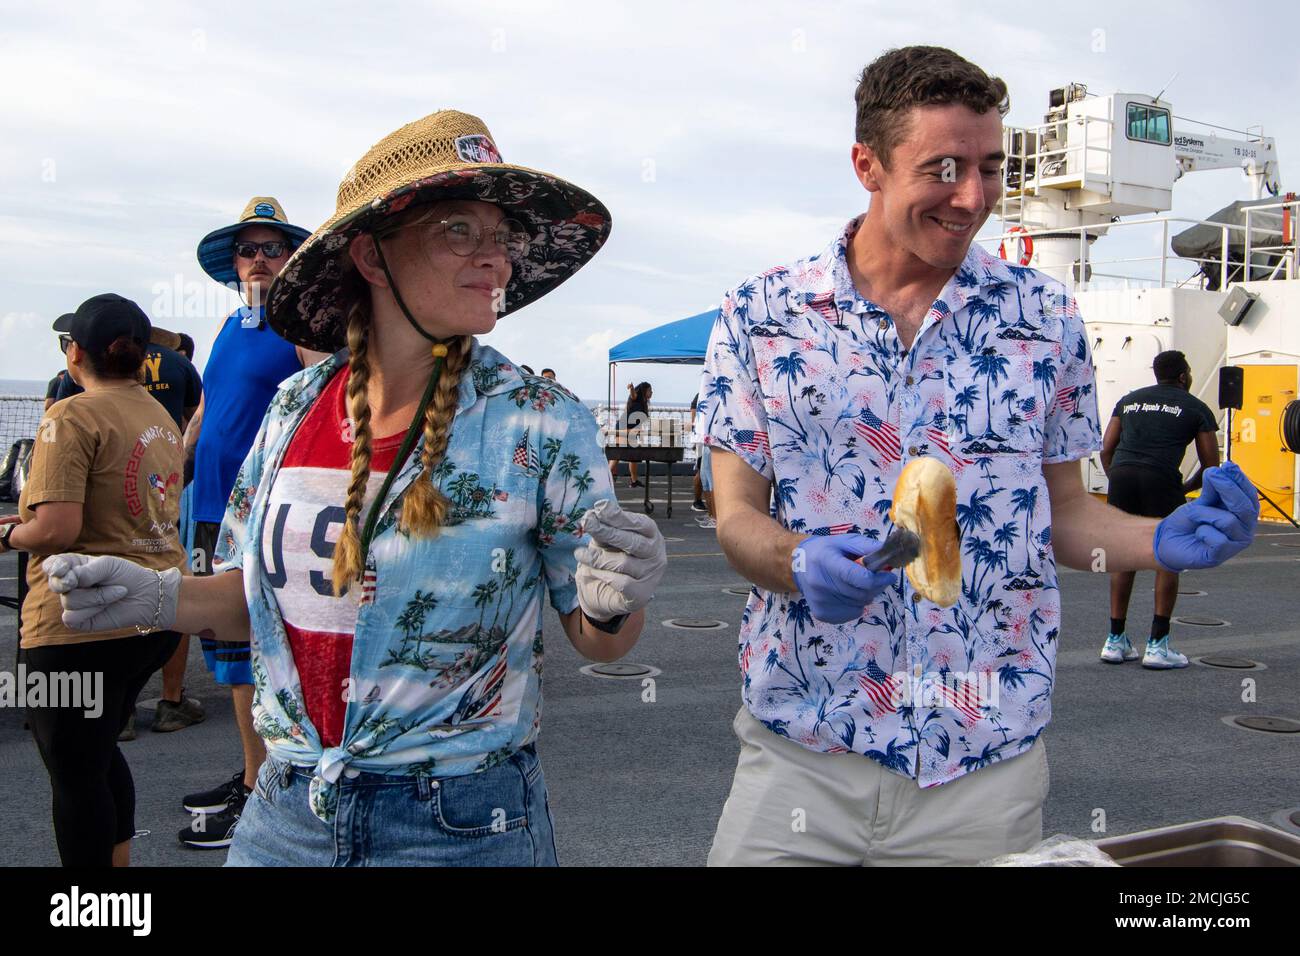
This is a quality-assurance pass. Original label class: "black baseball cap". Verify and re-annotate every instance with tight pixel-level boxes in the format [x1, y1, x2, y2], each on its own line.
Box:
[51, 313, 75, 333]
[64, 294, 152, 353]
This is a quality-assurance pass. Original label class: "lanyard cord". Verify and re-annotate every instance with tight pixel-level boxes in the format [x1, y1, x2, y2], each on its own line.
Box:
[374, 236, 444, 346]
[354, 238, 454, 566]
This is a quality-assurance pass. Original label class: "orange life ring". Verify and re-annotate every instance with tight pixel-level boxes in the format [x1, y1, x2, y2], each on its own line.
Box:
[999, 226, 1034, 266]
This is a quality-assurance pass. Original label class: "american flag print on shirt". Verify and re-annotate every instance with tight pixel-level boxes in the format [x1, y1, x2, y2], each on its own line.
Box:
[854, 409, 901, 466]
[512, 427, 540, 474]
[697, 216, 1101, 788]
[859, 661, 901, 720]
[733, 429, 770, 456]
[937, 676, 984, 726]
[809, 523, 855, 536]
[1055, 385, 1078, 414]
[924, 426, 973, 470]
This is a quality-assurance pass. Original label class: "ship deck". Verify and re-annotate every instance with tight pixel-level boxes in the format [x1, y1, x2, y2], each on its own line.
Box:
[2, 490, 1298, 866]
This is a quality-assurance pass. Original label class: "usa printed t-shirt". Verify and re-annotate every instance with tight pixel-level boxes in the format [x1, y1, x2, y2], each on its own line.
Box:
[214, 340, 613, 822]
[263, 366, 402, 748]
[20, 384, 188, 647]
[697, 218, 1102, 788]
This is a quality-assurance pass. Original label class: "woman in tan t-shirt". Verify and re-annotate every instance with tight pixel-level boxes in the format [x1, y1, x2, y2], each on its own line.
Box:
[0, 293, 186, 867]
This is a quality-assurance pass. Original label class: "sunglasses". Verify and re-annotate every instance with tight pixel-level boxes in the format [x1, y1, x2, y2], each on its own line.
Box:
[59, 334, 72, 354]
[234, 240, 289, 259]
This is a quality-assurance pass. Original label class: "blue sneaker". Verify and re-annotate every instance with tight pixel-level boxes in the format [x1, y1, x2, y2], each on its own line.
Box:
[1100, 633, 1138, 663]
[1142, 637, 1188, 669]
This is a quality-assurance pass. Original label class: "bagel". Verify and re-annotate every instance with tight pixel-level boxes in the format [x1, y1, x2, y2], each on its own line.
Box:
[889, 457, 961, 607]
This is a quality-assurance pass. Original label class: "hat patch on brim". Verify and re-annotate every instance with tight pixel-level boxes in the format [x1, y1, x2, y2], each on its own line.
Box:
[455, 135, 502, 164]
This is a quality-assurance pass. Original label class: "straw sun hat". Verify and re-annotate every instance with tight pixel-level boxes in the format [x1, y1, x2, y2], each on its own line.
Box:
[267, 110, 612, 352]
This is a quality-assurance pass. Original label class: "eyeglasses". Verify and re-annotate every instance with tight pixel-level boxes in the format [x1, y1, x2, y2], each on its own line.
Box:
[395, 214, 531, 264]
[234, 240, 289, 259]
[58, 334, 72, 354]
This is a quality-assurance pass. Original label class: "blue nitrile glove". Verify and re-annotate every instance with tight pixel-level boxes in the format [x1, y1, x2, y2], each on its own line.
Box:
[791, 534, 897, 624]
[1153, 461, 1259, 572]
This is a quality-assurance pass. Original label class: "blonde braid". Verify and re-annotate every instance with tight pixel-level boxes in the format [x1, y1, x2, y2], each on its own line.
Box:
[330, 303, 375, 596]
[400, 335, 472, 536]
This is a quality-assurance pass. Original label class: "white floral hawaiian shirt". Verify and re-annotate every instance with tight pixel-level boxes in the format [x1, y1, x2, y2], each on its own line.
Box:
[697, 217, 1101, 787]
[215, 339, 611, 820]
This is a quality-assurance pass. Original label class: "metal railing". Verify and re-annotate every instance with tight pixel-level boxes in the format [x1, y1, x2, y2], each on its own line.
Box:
[982, 196, 1300, 292]
[1244, 200, 1299, 281]
[594, 404, 699, 459]
[0, 395, 43, 453]
[1001, 113, 1115, 220]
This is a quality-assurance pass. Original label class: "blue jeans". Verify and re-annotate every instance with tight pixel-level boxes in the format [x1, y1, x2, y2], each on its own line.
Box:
[226, 745, 559, 866]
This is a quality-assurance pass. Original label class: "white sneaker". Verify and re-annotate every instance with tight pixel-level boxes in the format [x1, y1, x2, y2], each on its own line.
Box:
[1100, 633, 1138, 664]
[1142, 637, 1188, 669]
[696, 516, 717, 529]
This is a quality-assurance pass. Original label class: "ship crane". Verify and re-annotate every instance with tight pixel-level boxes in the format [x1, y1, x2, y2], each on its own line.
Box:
[997, 85, 1300, 522]
[999, 82, 1281, 283]
[1173, 126, 1279, 201]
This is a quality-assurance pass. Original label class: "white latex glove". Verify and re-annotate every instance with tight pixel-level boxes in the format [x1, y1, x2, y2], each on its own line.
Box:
[43, 554, 181, 633]
[574, 498, 667, 621]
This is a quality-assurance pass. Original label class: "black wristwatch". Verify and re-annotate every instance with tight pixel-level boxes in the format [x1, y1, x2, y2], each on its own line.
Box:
[582, 610, 629, 634]
[0, 522, 18, 552]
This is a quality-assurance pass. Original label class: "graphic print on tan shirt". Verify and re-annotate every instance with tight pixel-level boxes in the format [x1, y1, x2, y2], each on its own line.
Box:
[19, 384, 188, 647]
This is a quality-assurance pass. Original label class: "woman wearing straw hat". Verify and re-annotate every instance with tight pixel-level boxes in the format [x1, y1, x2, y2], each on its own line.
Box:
[42, 111, 668, 866]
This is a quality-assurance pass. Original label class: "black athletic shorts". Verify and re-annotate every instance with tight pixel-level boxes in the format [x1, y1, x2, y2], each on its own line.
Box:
[1106, 465, 1186, 519]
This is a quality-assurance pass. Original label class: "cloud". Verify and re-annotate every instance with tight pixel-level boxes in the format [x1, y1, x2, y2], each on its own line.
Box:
[2, 0, 1296, 401]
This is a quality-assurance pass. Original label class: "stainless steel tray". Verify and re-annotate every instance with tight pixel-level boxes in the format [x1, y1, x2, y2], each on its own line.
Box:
[1095, 815, 1300, 866]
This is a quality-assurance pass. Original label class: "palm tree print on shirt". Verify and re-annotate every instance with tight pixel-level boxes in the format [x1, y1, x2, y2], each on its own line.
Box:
[694, 218, 1101, 787]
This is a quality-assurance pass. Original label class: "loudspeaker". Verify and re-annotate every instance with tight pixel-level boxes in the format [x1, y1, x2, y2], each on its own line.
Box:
[1218, 366, 1244, 410]
[1218, 286, 1258, 327]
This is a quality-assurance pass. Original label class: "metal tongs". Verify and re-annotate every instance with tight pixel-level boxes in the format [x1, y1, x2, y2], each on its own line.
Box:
[858, 528, 922, 572]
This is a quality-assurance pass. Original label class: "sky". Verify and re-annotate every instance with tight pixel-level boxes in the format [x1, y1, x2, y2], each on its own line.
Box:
[2, 0, 1297, 404]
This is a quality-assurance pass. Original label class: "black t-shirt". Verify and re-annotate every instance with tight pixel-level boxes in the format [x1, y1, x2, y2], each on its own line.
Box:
[621, 398, 650, 430]
[1110, 383, 1217, 480]
[54, 345, 202, 428]
[141, 345, 203, 428]
[46, 370, 82, 401]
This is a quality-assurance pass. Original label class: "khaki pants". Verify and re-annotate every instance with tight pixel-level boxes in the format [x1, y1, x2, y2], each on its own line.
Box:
[708, 706, 1048, 866]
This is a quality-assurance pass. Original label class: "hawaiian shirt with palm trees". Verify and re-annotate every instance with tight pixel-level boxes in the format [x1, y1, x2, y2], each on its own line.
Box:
[697, 217, 1101, 787]
[214, 339, 610, 821]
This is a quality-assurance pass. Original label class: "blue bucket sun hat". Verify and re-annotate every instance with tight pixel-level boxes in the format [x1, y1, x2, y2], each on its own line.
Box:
[196, 196, 312, 286]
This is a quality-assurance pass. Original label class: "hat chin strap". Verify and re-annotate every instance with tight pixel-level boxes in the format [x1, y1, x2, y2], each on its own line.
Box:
[352, 236, 453, 567]
[372, 237, 453, 356]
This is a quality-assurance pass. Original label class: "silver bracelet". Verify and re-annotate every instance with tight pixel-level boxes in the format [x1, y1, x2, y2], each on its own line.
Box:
[135, 570, 164, 635]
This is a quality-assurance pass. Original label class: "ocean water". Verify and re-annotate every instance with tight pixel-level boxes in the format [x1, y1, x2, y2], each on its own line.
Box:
[0, 379, 46, 398]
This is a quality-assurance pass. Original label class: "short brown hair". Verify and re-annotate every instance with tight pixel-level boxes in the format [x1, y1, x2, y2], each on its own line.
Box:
[855, 46, 1009, 166]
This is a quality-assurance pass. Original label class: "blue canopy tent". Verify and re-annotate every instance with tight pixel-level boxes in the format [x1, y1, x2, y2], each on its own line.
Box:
[608, 309, 718, 364]
[606, 308, 718, 418]
[605, 309, 718, 511]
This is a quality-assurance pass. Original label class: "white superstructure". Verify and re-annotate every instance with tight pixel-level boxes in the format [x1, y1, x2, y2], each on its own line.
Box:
[985, 85, 1295, 514]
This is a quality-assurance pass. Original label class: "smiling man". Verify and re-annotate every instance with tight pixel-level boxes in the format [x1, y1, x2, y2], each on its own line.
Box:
[698, 46, 1259, 866]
